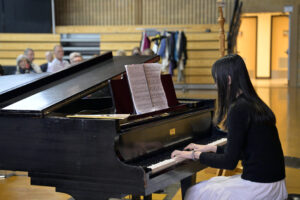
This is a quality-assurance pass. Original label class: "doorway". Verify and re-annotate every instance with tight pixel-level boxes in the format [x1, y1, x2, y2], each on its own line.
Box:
[236, 17, 257, 79]
[271, 15, 289, 80]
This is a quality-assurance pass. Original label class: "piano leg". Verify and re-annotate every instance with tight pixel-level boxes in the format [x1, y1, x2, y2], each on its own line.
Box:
[180, 174, 196, 199]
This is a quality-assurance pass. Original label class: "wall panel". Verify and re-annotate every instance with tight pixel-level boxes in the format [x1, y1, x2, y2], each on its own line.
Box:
[55, 0, 234, 26]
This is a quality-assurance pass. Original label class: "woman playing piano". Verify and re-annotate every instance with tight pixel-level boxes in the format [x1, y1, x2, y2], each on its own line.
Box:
[171, 54, 287, 200]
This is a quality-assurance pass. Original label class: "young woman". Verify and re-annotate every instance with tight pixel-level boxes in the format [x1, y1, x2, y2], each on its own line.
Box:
[171, 54, 287, 200]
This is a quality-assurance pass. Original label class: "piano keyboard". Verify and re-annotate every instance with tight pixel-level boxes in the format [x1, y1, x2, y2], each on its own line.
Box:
[148, 138, 227, 175]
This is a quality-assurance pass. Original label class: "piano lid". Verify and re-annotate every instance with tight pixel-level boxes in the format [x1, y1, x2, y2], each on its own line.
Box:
[0, 73, 49, 95]
[0, 52, 159, 117]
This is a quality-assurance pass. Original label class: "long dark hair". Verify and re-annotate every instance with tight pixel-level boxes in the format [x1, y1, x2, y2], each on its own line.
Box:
[212, 54, 275, 129]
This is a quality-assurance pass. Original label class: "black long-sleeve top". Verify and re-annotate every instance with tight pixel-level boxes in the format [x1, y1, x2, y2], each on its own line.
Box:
[200, 95, 286, 183]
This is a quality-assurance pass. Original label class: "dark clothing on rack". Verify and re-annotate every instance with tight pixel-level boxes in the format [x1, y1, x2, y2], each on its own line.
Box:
[158, 32, 167, 58]
[200, 95, 286, 183]
[140, 32, 151, 53]
[167, 32, 177, 75]
[178, 32, 187, 65]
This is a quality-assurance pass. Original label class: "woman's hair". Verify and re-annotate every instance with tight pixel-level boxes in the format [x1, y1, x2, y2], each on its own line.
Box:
[16, 54, 30, 66]
[15, 54, 30, 74]
[212, 54, 275, 129]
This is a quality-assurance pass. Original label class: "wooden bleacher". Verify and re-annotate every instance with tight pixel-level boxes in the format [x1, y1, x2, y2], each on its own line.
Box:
[56, 24, 228, 84]
[0, 25, 227, 84]
[0, 33, 60, 69]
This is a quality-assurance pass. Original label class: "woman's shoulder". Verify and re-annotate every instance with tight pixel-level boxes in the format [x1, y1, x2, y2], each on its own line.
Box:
[230, 95, 252, 113]
[227, 96, 252, 127]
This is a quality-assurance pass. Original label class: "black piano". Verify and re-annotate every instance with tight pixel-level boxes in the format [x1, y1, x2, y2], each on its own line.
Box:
[0, 52, 224, 200]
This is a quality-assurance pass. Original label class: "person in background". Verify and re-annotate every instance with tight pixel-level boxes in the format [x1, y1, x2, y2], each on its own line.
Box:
[142, 48, 154, 56]
[40, 51, 54, 72]
[15, 55, 32, 74]
[24, 48, 42, 73]
[132, 47, 141, 56]
[116, 50, 126, 56]
[47, 45, 69, 73]
[69, 52, 83, 65]
[0, 64, 4, 76]
[171, 54, 287, 200]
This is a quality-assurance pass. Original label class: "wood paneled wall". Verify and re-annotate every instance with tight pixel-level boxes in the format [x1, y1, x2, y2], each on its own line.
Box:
[55, 24, 228, 84]
[0, 34, 60, 66]
[55, 0, 234, 25]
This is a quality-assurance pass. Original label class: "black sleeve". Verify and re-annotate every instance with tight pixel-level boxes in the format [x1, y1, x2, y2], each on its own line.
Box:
[211, 125, 227, 154]
[216, 145, 225, 154]
[199, 103, 250, 170]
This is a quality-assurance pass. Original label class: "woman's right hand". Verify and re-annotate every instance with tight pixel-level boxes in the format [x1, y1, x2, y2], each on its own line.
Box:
[184, 143, 217, 153]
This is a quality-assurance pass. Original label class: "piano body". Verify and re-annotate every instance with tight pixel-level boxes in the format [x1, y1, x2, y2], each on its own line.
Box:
[0, 52, 224, 200]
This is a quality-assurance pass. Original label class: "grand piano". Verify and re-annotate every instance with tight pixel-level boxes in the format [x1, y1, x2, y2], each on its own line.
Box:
[0, 52, 225, 200]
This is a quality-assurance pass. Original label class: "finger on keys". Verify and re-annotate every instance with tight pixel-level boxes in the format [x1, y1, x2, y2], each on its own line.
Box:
[171, 150, 179, 158]
[184, 143, 195, 150]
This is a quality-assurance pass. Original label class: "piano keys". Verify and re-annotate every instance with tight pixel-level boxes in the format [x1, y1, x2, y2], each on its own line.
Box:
[0, 52, 226, 200]
[148, 138, 227, 175]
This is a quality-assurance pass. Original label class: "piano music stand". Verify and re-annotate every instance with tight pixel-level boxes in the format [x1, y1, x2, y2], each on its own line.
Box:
[109, 74, 179, 114]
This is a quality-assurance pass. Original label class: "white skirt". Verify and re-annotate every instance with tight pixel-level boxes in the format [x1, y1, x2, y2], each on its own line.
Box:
[185, 175, 288, 200]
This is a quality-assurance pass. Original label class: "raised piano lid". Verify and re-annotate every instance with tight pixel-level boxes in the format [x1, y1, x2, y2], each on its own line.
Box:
[0, 52, 159, 117]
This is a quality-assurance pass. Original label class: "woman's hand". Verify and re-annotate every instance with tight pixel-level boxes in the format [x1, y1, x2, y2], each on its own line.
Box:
[184, 143, 217, 153]
[171, 150, 193, 160]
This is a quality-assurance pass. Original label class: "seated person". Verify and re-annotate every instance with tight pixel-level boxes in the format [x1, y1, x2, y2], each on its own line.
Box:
[40, 51, 54, 72]
[47, 45, 70, 73]
[171, 54, 287, 200]
[15, 54, 36, 74]
[142, 48, 154, 56]
[132, 47, 141, 56]
[0, 64, 4, 76]
[69, 52, 83, 65]
[116, 50, 126, 56]
[24, 48, 42, 73]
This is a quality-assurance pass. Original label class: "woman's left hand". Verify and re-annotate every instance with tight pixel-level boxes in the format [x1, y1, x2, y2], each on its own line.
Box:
[171, 150, 193, 160]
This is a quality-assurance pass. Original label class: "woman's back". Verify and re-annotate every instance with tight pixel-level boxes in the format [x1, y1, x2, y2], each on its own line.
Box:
[228, 95, 285, 182]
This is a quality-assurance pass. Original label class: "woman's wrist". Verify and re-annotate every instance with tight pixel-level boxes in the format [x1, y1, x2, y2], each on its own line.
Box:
[191, 151, 201, 160]
[195, 151, 201, 160]
[211, 145, 217, 153]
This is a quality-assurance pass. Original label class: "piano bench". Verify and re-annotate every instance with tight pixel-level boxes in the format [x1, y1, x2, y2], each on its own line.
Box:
[288, 194, 300, 200]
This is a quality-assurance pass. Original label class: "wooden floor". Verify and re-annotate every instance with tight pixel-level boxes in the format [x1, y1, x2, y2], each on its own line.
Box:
[1, 82, 299, 200]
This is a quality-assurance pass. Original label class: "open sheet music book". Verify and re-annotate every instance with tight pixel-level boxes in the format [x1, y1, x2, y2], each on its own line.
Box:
[125, 63, 169, 114]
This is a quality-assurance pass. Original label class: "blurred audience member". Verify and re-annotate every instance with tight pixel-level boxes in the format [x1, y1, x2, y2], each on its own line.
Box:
[142, 48, 154, 56]
[40, 51, 54, 72]
[47, 45, 69, 73]
[116, 50, 126, 56]
[0, 64, 4, 76]
[69, 52, 83, 64]
[24, 48, 42, 73]
[132, 47, 141, 56]
[15, 55, 31, 74]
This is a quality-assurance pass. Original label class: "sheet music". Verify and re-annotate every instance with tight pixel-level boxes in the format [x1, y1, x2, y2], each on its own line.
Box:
[144, 63, 169, 110]
[125, 64, 154, 114]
